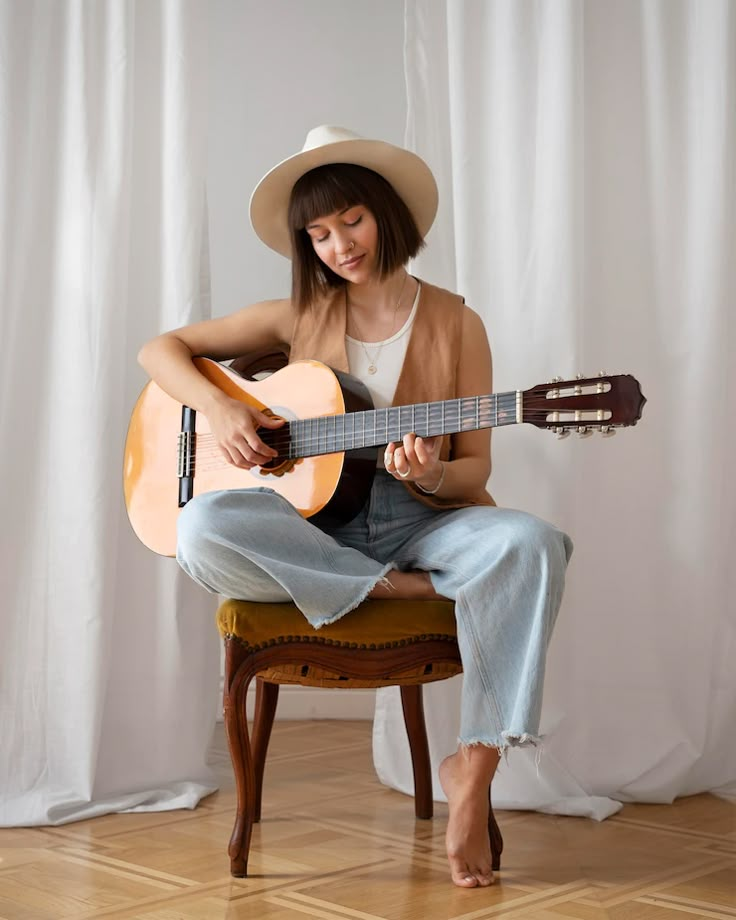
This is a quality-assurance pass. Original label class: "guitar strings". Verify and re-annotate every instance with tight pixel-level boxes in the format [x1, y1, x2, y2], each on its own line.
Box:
[189, 399, 521, 456]
[185, 410, 611, 465]
[189, 411, 602, 444]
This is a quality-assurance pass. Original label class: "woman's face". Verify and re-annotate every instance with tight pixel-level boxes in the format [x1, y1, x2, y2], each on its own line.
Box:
[305, 205, 378, 283]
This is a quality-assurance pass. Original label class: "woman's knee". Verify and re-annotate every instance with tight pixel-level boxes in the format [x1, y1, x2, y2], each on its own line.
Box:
[176, 487, 294, 562]
[177, 490, 225, 558]
[501, 512, 573, 570]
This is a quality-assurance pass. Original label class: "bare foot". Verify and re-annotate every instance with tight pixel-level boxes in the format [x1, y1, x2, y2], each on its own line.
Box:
[439, 749, 499, 888]
[369, 570, 447, 600]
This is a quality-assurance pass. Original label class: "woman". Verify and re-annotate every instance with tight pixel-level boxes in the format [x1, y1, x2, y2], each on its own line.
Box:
[138, 125, 573, 889]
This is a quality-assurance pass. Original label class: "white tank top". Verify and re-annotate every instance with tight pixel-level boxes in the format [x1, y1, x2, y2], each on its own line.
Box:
[345, 282, 421, 409]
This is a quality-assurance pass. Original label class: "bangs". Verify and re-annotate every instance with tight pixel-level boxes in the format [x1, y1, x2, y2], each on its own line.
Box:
[289, 164, 381, 229]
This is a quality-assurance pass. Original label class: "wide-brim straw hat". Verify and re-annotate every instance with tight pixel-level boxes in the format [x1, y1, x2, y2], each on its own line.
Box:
[249, 125, 438, 258]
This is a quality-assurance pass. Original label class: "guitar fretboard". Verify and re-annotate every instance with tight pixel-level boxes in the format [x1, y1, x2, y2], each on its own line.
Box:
[279, 392, 519, 459]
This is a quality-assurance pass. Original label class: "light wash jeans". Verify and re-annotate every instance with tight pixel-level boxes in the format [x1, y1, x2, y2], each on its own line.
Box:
[177, 470, 572, 750]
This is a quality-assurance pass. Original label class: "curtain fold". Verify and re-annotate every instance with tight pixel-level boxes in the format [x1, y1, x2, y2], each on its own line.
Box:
[0, 0, 219, 825]
[374, 0, 735, 816]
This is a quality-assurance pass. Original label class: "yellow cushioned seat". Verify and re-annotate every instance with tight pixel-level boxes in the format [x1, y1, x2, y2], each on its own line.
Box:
[216, 597, 463, 688]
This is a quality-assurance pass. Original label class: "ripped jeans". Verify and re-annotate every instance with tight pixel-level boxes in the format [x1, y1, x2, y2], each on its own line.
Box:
[177, 470, 573, 750]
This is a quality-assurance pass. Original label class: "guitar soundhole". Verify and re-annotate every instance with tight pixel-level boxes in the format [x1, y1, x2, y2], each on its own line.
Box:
[259, 457, 303, 478]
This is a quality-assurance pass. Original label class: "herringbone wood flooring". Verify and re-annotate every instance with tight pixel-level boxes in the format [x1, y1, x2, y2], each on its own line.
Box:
[1, 720, 734, 919]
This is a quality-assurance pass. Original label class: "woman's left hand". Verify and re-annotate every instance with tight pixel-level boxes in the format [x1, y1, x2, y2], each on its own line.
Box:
[384, 433, 443, 488]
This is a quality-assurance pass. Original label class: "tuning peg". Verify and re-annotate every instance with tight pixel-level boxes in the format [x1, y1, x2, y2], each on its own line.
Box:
[555, 428, 570, 439]
[600, 427, 616, 438]
[575, 373, 585, 380]
[598, 370, 607, 377]
[577, 426, 593, 438]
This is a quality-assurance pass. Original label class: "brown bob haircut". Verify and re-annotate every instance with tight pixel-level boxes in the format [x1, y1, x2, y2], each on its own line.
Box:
[287, 163, 425, 311]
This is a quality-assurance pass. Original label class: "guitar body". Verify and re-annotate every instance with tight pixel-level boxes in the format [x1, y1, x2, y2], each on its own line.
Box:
[123, 359, 377, 557]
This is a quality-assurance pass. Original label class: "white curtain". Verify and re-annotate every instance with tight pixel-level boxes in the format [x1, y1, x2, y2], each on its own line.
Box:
[375, 0, 736, 818]
[0, 0, 220, 825]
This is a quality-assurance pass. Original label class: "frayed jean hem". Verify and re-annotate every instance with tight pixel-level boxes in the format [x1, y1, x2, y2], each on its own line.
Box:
[458, 731, 543, 755]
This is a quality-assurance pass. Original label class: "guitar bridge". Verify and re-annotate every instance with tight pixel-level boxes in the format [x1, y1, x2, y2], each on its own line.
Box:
[178, 407, 196, 506]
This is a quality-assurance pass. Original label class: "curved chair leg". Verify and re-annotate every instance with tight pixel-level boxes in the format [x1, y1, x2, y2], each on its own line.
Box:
[488, 785, 503, 871]
[252, 678, 280, 822]
[400, 685, 433, 819]
[223, 639, 256, 877]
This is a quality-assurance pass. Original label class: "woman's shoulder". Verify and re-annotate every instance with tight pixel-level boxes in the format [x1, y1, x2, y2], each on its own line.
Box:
[235, 296, 295, 340]
[195, 296, 296, 359]
[415, 278, 468, 335]
[415, 278, 484, 327]
[416, 277, 465, 305]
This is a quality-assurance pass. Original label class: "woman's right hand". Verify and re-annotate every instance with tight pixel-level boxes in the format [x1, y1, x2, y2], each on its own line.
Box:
[206, 397, 286, 469]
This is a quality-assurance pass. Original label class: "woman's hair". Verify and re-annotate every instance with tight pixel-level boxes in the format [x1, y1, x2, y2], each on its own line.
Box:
[287, 163, 425, 311]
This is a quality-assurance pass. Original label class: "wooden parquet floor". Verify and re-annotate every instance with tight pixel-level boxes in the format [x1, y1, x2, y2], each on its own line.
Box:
[1, 720, 734, 920]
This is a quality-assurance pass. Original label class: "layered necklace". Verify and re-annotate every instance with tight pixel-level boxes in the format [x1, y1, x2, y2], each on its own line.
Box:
[347, 272, 410, 375]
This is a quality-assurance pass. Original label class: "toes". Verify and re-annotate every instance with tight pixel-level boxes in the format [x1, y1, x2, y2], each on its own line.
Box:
[463, 862, 494, 888]
[474, 868, 494, 887]
[449, 858, 479, 888]
[449, 855, 494, 888]
[453, 873, 479, 888]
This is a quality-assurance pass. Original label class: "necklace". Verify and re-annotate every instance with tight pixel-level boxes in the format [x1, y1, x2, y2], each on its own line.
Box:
[348, 273, 409, 375]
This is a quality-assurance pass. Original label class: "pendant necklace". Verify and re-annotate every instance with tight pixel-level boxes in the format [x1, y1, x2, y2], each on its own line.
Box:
[348, 273, 409, 375]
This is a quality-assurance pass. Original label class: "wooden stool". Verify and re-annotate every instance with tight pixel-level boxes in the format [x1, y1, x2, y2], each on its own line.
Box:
[217, 596, 504, 877]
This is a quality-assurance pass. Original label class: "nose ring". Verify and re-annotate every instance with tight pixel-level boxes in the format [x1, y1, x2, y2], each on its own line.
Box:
[349, 241, 355, 250]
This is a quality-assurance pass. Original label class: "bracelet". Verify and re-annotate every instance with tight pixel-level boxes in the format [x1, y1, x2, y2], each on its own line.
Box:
[416, 461, 445, 495]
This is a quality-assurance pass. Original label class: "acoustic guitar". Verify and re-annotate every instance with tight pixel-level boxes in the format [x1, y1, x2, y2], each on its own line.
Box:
[124, 358, 645, 556]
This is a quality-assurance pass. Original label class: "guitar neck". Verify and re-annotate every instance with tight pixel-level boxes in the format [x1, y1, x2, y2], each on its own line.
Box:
[281, 392, 520, 459]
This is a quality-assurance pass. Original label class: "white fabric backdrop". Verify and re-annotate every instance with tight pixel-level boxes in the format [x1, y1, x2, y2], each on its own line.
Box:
[0, 0, 219, 825]
[374, 0, 736, 818]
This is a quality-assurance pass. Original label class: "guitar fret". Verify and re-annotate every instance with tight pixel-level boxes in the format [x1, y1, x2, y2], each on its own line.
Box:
[288, 421, 296, 459]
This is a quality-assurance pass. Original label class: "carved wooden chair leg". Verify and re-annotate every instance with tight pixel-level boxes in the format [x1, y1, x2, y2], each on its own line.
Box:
[252, 678, 280, 822]
[399, 684, 433, 819]
[488, 785, 503, 871]
[223, 640, 257, 878]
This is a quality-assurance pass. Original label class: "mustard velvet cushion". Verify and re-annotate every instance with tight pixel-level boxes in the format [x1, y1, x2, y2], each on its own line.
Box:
[217, 597, 463, 688]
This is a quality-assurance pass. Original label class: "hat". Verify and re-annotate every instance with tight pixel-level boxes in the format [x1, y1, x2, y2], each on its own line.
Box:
[249, 125, 438, 258]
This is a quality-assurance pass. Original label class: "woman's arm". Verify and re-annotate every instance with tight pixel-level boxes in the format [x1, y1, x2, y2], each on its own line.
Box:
[137, 298, 294, 468]
[386, 306, 493, 500]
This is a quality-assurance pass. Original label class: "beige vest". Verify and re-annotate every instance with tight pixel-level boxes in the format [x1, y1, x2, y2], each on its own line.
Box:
[289, 279, 495, 510]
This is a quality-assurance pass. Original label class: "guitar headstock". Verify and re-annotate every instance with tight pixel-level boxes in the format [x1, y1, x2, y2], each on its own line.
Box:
[523, 373, 646, 438]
